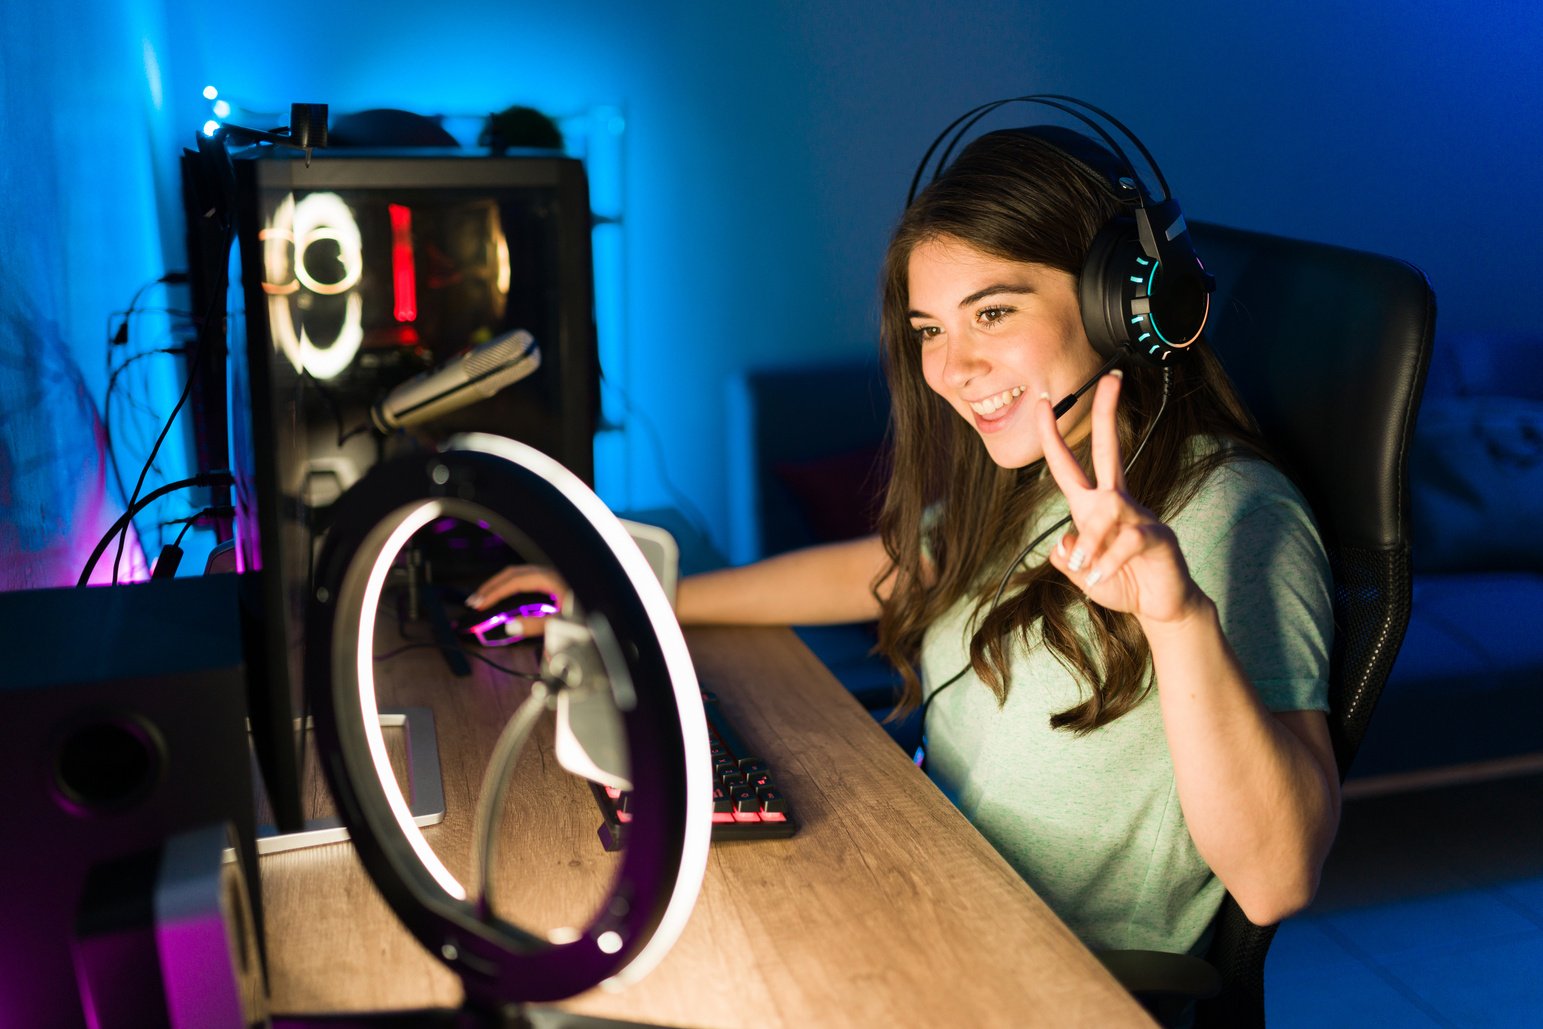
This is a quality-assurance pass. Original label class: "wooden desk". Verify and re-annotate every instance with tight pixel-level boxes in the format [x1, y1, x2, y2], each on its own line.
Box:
[261, 625, 1152, 1027]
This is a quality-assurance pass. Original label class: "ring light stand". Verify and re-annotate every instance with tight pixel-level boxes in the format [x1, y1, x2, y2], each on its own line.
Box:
[288, 434, 711, 1027]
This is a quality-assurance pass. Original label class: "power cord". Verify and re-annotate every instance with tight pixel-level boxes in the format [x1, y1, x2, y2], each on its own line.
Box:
[107, 272, 188, 346]
[103, 346, 186, 511]
[109, 232, 231, 584]
[147, 504, 235, 579]
[77, 471, 233, 587]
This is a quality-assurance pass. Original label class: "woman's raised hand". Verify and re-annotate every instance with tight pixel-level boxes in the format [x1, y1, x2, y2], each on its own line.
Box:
[1035, 371, 1204, 627]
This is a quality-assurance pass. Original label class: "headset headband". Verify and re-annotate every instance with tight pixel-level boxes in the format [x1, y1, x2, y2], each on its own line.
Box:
[906, 94, 1213, 365]
[907, 94, 1173, 207]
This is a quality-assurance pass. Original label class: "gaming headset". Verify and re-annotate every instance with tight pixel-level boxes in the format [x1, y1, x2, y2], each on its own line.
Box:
[907, 98, 1205, 760]
[908, 94, 1214, 374]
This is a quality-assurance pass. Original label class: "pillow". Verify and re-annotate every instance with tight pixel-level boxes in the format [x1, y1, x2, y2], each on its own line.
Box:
[1409, 396, 1543, 573]
[772, 445, 891, 545]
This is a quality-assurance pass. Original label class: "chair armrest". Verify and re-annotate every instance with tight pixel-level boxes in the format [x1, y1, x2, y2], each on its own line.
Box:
[1097, 947, 1222, 1027]
[1097, 948, 1222, 998]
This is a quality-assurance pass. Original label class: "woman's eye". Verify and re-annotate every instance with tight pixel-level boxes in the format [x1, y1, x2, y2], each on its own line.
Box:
[913, 324, 941, 342]
[978, 306, 1013, 325]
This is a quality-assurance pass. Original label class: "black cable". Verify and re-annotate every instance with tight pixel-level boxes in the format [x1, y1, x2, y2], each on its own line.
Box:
[371, 640, 538, 681]
[907, 515, 1067, 755]
[150, 505, 227, 581]
[108, 272, 189, 346]
[111, 341, 206, 583]
[77, 471, 231, 586]
[914, 368, 1172, 764]
[171, 514, 200, 549]
[110, 233, 229, 584]
[303, 372, 374, 447]
[103, 347, 183, 508]
[108, 306, 195, 341]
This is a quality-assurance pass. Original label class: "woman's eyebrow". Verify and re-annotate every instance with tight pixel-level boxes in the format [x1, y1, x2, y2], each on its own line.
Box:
[957, 283, 1036, 307]
[908, 283, 1037, 320]
[901, 282, 1036, 317]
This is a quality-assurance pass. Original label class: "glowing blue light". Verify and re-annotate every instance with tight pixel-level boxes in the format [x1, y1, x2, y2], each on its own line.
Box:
[202, 85, 219, 100]
[202, 119, 220, 137]
[213, 100, 231, 118]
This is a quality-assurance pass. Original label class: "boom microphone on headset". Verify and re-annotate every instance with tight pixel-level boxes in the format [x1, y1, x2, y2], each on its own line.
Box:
[1051, 351, 1124, 420]
[370, 329, 541, 433]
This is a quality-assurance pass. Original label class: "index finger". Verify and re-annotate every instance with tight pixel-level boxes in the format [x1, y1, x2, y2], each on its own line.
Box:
[1035, 392, 1092, 493]
[467, 565, 566, 609]
[1090, 370, 1127, 492]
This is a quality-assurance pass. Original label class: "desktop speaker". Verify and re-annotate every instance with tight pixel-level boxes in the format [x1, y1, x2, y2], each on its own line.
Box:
[0, 575, 265, 1028]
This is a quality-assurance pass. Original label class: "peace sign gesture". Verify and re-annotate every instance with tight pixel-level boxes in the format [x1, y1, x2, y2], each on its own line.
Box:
[1036, 371, 1205, 627]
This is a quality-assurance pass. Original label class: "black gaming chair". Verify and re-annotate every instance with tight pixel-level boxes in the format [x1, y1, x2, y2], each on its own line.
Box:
[1099, 222, 1437, 1027]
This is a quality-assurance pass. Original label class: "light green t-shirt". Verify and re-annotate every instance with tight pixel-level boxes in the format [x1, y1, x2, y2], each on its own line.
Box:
[920, 453, 1332, 955]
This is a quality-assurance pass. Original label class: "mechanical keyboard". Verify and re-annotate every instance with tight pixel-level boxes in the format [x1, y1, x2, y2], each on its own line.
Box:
[589, 689, 798, 850]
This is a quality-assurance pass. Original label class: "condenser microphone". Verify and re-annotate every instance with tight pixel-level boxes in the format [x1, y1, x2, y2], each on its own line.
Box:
[370, 329, 540, 433]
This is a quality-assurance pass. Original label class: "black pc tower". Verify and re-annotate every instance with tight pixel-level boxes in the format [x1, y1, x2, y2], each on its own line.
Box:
[180, 143, 602, 837]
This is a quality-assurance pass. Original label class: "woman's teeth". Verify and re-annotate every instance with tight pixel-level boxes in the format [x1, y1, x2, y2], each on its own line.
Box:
[970, 386, 1025, 416]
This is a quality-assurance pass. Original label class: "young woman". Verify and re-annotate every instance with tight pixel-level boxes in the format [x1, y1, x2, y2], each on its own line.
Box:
[470, 125, 1341, 957]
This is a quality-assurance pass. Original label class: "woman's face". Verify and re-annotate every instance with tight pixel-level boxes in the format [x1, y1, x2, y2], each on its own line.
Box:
[908, 234, 1106, 469]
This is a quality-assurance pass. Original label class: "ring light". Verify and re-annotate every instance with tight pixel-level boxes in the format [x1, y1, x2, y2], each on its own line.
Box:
[304, 433, 711, 1010]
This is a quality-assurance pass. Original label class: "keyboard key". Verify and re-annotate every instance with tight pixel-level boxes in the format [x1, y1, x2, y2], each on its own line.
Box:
[590, 688, 796, 849]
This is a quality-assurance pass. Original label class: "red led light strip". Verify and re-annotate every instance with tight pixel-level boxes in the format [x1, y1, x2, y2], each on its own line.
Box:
[388, 203, 417, 324]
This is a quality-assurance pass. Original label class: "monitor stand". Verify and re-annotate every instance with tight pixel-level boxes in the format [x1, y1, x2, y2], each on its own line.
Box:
[253, 708, 445, 854]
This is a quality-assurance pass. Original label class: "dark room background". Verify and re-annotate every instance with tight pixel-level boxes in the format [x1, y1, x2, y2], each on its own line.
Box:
[4, 0, 1540, 587]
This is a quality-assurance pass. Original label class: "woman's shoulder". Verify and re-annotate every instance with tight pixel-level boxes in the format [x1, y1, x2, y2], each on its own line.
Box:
[1172, 437, 1318, 537]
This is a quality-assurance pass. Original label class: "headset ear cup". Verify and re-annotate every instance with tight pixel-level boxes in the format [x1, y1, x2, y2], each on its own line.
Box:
[1081, 214, 1211, 367]
[1078, 217, 1136, 362]
[1147, 252, 1212, 353]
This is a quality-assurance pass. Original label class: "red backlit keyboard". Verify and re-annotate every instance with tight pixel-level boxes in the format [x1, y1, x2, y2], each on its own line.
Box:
[589, 689, 798, 850]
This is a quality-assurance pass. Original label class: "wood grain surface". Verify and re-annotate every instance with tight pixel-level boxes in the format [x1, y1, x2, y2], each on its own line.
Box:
[260, 623, 1151, 1028]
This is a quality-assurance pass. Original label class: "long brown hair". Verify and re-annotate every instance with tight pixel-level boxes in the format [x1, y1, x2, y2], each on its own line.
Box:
[874, 128, 1267, 733]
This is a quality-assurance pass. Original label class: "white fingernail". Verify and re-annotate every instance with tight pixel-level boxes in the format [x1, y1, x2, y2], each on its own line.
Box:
[1109, 369, 1124, 380]
[1054, 539, 1067, 559]
[466, 594, 482, 608]
[1068, 548, 1087, 572]
[1084, 568, 1103, 587]
[1039, 391, 1050, 401]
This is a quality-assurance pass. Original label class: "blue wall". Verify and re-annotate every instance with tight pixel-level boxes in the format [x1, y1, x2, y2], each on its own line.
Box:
[5, 0, 1541, 579]
[2, 2, 181, 587]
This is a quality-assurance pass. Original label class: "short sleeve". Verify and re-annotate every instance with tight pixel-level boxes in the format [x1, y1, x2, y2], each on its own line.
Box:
[1175, 464, 1334, 714]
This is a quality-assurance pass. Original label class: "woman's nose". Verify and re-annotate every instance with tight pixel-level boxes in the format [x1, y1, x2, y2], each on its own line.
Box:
[941, 332, 987, 388]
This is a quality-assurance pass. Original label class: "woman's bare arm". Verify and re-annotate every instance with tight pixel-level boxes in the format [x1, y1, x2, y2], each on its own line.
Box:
[675, 534, 893, 626]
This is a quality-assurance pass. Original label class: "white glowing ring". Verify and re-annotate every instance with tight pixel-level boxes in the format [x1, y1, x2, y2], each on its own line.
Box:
[291, 192, 363, 295]
[261, 192, 365, 379]
[265, 292, 364, 381]
[458, 433, 712, 989]
[353, 498, 467, 900]
[307, 433, 710, 1001]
